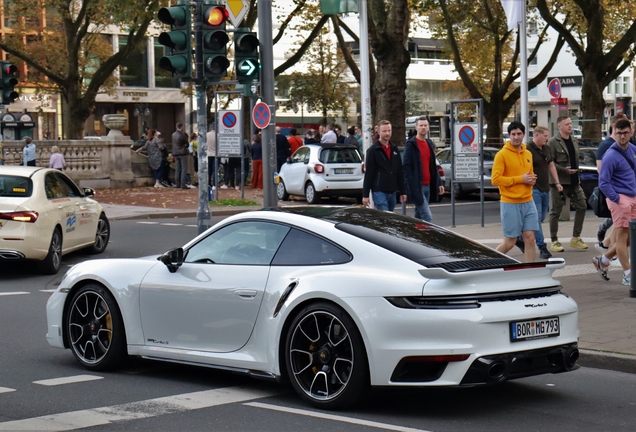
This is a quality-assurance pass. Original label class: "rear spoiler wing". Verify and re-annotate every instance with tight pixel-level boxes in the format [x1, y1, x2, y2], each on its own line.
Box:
[419, 258, 566, 280]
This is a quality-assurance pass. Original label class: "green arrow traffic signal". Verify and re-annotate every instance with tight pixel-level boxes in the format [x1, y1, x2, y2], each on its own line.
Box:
[234, 29, 259, 84]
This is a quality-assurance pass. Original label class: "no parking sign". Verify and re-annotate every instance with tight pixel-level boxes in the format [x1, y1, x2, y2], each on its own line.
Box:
[453, 123, 479, 153]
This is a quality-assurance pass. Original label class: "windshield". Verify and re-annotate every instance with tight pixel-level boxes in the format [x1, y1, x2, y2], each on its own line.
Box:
[0, 175, 33, 198]
[319, 147, 362, 164]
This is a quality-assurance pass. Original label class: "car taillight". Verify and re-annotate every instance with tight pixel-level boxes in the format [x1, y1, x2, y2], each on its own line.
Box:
[314, 163, 324, 174]
[437, 165, 444, 177]
[362, 162, 365, 173]
[0, 211, 39, 223]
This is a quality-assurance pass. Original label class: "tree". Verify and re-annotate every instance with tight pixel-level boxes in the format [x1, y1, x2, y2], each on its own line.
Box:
[0, 0, 158, 139]
[278, 28, 355, 125]
[422, 0, 565, 143]
[537, 0, 636, 140]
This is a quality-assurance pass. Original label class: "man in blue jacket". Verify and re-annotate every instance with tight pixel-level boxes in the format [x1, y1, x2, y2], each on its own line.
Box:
[362, 120, 406, 211]
[402, 116, 444, 222]
[593, 119, 636, 286]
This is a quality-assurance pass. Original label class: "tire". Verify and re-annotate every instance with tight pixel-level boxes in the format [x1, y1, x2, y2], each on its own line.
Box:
[87, 213, 110, 254]
[305, 182, 320, 204]
[452, 182, 466, 199]
[277, 181, 290, 200]
[39, 228, 62, 274]
[67, 284, 127, 371]
[284, 302, 369, 409]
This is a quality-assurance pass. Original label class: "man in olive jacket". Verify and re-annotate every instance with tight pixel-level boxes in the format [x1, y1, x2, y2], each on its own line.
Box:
[171, 122, 190, 189]
[362, 120, 406, 211]
[403, 116, 444, 222]
[547, 116, 588, 252]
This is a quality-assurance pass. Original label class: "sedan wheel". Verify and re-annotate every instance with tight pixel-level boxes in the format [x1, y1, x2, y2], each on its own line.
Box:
[277, 181, 289, 200]
[88, 213, 110, 254]
[285, 302, 368, 409]
[67, 284, 126, 371]
[305, 182, 319, 204]
[39, 228, 62, 274]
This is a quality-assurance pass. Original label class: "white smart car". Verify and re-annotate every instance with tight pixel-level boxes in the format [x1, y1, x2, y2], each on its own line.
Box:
[277, 144, 364, 204]
[0, 166, 110, 274]
[46, 207, 578, 409]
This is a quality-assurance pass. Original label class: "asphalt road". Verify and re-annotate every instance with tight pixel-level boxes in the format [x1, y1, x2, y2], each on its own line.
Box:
[2, 201, 631, 431]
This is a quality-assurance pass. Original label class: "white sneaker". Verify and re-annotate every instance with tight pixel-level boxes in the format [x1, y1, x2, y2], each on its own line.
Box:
[187, 184, 196, 189]
[235, 186, 240, 190]
[212, 186, 216, 190]
[154, 183, 161, 188]
[220, 185, 228, 189]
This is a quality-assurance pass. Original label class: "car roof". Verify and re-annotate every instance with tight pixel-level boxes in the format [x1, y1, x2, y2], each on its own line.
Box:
[0, 166, 50, 177]
[305, 143, 358, 150]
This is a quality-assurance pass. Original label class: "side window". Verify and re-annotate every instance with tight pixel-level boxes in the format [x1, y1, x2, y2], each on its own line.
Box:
[185, 221, 290, 265]
[271, 228, 351, 266]
[44, 173, 66, 199]
[291, 147, 308, 163]
[56, 174, 81, 197]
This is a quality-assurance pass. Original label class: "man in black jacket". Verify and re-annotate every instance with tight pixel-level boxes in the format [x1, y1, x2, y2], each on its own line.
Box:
[362, 120, 406, 211]
[171, 122, 189, 189]
[275, 126, 291, 171]
[403, 116, 444, 222]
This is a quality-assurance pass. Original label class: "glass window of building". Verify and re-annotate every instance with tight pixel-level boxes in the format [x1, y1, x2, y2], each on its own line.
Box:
[119, 39, 148, 87]
[3, 0, 18, 27]
[154, 38, 178, 88]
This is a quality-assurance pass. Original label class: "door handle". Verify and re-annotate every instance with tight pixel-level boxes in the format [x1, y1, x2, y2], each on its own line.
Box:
[233, 289, 257, 298]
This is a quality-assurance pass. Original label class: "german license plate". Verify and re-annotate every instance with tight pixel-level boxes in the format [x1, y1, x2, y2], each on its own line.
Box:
[334, 168, 353, 174]
[510, 317, 560, 342]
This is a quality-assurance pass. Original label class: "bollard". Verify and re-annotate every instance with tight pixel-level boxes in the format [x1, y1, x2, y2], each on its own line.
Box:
[630, 220, 636, 298]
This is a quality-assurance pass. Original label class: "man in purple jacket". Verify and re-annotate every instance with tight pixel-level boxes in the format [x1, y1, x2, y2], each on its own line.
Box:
[593, 119, 636, 286]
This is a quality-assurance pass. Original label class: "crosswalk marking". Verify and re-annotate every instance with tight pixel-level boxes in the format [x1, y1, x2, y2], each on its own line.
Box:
[0, 386, 278, 431]
[0, 387, 15, 394]
[33, 375, 103, 386]
[246, 402, 432, 432]
[0, 292, 29, 296]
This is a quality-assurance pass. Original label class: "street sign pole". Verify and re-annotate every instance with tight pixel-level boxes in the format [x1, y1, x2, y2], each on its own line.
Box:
[258, 0, 278, 207]
[195, 0, 212, 235]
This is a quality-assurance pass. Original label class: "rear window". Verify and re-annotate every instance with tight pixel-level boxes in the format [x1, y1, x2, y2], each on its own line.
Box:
[0, 175, 33, 198]
[319, 147, 361, 164]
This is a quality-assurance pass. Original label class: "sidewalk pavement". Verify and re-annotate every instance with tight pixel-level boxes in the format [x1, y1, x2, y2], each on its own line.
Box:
[101, 203, 636, 374]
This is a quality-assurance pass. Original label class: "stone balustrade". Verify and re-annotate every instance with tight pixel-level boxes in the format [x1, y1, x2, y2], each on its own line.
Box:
[1, 135, 153, 189]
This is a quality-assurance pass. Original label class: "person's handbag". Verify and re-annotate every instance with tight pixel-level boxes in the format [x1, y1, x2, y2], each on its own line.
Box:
[588, 187, 611, 218]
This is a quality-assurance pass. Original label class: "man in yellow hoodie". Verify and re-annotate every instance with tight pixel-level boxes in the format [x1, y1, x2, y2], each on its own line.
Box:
[491, 121, 539, 262]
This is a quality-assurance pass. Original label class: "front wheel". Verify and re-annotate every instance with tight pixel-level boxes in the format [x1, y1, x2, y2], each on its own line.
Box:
[305, 182, 320, 204]
[67, 284, 127, 371]
[277, 181, 290, 200]
[285, 302, 369, 409]
[87, 213, 110, 254]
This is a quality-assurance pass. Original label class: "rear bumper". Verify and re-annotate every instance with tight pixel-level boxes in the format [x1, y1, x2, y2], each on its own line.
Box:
[313, 178, 363, 195]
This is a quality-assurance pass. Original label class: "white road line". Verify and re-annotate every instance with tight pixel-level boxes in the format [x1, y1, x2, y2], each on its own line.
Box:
[33, 375, 103, 386]
[0, 386, 277, 431]
[246, 402, 432, 432]
[0, 387, 15, 394]
[136, 221, 160, 224]
[40, 289, 56, 293]
[160, 223, 183, 226]
[0, 292, 29, 296]
[185, 224, 197, 227]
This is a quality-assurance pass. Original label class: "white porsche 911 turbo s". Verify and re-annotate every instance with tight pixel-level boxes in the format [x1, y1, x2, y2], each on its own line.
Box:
[46, 207, 579, 409]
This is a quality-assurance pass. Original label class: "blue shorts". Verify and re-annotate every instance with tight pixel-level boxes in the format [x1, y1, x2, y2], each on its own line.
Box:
[500, 201, 539, 238]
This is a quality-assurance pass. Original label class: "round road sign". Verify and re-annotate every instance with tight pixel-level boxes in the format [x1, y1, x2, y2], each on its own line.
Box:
[458, 125, 475, 147]
[222, 112, 237, 128]
[252, 102, 271, 129]
[548, 78, 561, 98]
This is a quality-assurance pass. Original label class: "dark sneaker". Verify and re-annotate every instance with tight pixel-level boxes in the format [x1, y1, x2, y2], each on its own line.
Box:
[515, 239, 525, 253]
[592, 255, 610, 281]
[597, 225, 606, 243]
[539, 246, 552, 259]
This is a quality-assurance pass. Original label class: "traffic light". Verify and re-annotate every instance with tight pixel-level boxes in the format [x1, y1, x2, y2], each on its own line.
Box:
[157, 1, 192, 78]
[234, 29, 259, 84]
[201, 3, 230, 82]
[0, 61, 19, 105]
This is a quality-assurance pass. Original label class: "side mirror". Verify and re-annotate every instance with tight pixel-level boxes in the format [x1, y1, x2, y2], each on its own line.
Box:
[83, 187, 95, 197]
[158, 247, 184, 273]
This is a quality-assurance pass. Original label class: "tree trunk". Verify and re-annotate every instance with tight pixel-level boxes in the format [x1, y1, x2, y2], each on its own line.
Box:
[580, 68, 605, 140]
[373, 48, 410, 146]
[62, 81, 92, 139]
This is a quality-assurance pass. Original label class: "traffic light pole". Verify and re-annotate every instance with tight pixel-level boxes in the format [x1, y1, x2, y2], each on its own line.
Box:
[194, 0, 212, 234]
[257, 0, 278, 207]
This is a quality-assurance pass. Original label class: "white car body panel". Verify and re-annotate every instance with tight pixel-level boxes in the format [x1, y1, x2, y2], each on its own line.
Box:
[46, 208, 579, 391]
